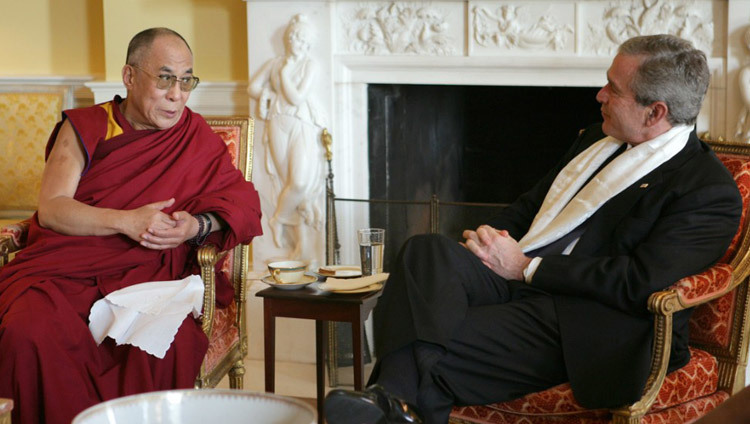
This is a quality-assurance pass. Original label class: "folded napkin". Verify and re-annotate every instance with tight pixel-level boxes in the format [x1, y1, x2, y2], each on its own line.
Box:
[88, 275, 204, 359]
[318, 273, 389, 292]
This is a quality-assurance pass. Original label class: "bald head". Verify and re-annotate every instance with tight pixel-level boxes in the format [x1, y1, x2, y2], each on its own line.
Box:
[126, 27, 192, 67]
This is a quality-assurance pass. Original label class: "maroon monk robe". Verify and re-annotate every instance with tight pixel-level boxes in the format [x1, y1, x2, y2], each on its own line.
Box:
[0, 97, 262, 424]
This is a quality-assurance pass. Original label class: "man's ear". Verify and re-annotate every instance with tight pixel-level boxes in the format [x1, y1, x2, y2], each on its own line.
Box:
[646, 101, 669, 126]
[122, 65, 134, 89]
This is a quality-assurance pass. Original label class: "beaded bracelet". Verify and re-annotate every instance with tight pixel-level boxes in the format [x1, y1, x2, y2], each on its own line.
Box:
[190, 213, 213, 246]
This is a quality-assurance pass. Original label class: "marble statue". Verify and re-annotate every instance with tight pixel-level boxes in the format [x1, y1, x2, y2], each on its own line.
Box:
[249, 14, 327, 259]
[736, 27, 750, 142]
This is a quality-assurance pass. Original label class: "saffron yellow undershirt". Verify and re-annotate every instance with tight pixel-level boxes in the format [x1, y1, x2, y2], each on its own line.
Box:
[98, 102, 124, 141]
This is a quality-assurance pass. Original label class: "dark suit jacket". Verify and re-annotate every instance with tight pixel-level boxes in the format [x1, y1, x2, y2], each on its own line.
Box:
[487, 124, 742, 408]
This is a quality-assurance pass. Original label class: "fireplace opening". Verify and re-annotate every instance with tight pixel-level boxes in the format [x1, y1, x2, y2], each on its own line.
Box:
[366, 84, 603, 271]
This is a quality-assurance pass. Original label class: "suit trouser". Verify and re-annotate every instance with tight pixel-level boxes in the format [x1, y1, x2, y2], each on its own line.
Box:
[371, 234, 568, 423]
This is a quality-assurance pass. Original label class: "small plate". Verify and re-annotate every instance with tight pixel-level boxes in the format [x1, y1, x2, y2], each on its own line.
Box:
[314, 282, 384, 294]
[330, 283, 383, 294]
[261, 273, 317, 290]
[316, 265, 363, 279]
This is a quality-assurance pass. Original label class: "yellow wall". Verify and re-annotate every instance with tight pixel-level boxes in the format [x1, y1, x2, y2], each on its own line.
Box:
[0, 0, 247, 82]
[0, 0, 105, 76]
[102, 0, 247, 82]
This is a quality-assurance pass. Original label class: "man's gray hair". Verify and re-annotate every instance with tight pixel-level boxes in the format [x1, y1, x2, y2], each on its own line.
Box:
[618, 34, 709, 126]
[126, 27, 192, 66]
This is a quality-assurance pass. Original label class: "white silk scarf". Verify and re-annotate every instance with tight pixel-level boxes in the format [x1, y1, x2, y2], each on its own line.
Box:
[518, 125, 692, 253]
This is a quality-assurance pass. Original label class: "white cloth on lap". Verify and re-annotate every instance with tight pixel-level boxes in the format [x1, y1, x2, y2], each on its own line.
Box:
[88, 274, 204, 359]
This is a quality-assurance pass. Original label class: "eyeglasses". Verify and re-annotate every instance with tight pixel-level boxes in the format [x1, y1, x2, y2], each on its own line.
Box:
[132, 65, 200, 92]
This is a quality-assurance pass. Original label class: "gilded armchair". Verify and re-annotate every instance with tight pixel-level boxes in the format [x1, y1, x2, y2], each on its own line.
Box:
[449, 138, 750, 424]
[0, 116, 255, 390]
[194, 116, 255, 389]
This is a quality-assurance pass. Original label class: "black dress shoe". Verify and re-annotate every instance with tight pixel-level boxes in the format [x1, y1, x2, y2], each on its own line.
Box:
[324, 384, 423, 424]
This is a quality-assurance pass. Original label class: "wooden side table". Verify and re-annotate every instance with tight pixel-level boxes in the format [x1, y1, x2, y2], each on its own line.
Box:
[256, 286, 382, 424]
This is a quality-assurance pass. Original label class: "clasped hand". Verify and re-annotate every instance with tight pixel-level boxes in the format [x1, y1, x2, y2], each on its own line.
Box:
[462, 225, 531, 281]
[123, 198, 198, 250]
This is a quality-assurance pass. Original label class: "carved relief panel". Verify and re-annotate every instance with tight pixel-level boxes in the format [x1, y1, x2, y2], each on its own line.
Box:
[468, 0, 715, 57]
[336, 1, 715, 57]
[336, 2, 464, 55]
[579, 0, 715, 56]
[470, 2, 575, 55]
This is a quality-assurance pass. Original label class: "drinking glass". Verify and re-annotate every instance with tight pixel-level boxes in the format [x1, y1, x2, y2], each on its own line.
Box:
[358, 228, 385, 276]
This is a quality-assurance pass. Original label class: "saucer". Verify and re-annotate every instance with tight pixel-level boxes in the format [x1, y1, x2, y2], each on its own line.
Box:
[261, 273, 317, 290]
[316, 265, 362, 279]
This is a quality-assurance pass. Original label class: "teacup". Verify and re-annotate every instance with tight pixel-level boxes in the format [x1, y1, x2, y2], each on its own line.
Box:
[268, 260, 307, 284]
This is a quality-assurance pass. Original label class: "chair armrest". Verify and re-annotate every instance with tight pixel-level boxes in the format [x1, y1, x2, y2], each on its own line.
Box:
[0, 234, 14, 267]
[198, 245, 219, 339]
[648, 264, 735, 316]
[196, 245, 229, 340]
[0, 219, 32, 266]
[671, 264, 735, 308]
[613, 263, 736, 419]
[0, 398, 12, 424]
[1, 219, 31, 267]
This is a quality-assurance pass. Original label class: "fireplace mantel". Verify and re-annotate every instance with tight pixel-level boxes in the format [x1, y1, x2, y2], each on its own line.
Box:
[334, 55, 613, 85]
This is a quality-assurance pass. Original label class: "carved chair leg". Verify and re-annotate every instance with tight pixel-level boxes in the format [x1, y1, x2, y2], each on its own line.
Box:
[229, 359, 245, 390]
